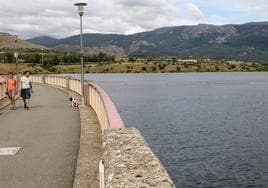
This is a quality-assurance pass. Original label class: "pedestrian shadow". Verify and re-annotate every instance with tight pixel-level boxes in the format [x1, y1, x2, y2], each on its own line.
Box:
[15, 106, 25, 110]
[14, 105, 44, 110]
[28, 105, 43, 109]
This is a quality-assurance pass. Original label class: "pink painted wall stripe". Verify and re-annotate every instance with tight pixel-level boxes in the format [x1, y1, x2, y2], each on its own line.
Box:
[87, 81, 125, 129]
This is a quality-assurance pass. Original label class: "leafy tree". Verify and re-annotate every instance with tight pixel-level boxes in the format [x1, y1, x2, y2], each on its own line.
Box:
[6, 52, 14, 63]
[23, 53, 35, 64]
[34, 53, 41, 64]
[62, 52, 68, 63]
[53, 55, 60, 66]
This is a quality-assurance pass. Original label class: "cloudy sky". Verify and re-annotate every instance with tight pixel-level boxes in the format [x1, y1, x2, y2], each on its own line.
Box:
[0, 0, 267, 39]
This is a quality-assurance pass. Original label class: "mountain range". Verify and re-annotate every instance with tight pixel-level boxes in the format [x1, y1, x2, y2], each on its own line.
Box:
[19, 22, 268, 62]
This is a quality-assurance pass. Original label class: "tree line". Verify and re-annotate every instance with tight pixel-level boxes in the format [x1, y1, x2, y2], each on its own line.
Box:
[0, 52, 115, 68]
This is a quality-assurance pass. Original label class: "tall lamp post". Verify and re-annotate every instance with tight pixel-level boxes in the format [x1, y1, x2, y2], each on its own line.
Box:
[74, 1, 87, 106]
[41, 48, 44, 68]
[14, 36, 19, 82]
[41, 48, 45, 83]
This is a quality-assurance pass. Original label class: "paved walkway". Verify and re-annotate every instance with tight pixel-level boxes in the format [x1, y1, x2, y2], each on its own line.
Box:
[0, 85, 80, 188]
[73, 106, 101, 188]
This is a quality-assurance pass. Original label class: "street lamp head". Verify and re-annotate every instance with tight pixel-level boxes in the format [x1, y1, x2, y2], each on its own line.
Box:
[74, 2, 87, 16]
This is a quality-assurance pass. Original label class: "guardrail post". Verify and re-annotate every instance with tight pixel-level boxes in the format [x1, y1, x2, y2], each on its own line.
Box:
[0, 81, 7, 101]
[99, 160, 105, 188]
[66, 77, 70, 90]
[42, 74, 46, 84]
[0, 83, 3, 100]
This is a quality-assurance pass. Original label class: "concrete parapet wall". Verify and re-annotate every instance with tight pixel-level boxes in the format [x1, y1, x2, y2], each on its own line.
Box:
[32, 75, 124, 131]
[102, 128, 175, 188]
[0, 81, 6, 101]
[0, 81, 11, 110]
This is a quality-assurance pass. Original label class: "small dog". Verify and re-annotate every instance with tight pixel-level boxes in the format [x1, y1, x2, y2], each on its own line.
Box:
[69, 95, 79, 108]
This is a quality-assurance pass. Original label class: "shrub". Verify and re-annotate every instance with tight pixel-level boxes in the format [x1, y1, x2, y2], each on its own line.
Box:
[172, 58, 177, 63]
[127, 66, 133, 69]
[128, 57, 136, 62]
[147, 57, 153, 62]
[151, 66, 157, 71]
[229, 64, 236, 69]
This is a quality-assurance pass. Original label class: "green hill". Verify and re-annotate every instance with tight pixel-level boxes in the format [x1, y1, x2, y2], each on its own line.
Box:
[28, 22, 268, 62]
[0, 33, 45, 51]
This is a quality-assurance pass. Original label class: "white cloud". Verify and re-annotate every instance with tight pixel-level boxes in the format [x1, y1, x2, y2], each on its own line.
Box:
[0, 0, 266, 39]
[187, 3, 203, 21]
[0, 0, 186, 39]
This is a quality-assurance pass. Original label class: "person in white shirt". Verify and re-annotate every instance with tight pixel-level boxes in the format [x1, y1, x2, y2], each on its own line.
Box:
[20, 71, 33, 110]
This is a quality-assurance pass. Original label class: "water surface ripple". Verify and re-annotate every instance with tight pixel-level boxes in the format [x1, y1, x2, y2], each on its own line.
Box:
[74, 72, 268, 188]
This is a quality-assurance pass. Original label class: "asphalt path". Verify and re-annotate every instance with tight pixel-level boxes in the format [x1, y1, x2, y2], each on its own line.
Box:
[0, 84, 80, 188]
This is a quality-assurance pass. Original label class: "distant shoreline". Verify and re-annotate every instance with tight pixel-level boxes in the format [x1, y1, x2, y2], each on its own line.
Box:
[0, 60, 268, 74]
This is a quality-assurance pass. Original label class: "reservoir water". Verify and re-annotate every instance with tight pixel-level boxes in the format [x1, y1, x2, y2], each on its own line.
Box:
[73, 72, 268, 187]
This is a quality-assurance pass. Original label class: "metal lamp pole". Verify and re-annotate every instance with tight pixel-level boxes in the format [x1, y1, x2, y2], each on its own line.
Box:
[74, 2, 87, 106]
[14, 36, 19, 81]
[41, 48, 45, 83]
[41, 48, 44, 68]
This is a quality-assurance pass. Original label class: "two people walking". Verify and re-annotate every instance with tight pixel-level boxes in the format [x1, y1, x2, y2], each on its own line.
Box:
[6, 71, 33, 110]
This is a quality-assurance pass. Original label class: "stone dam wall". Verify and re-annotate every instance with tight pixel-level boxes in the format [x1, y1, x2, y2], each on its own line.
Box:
[102, 128, 175, 188]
